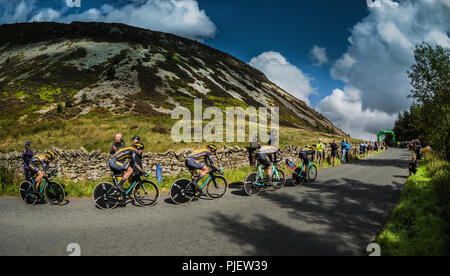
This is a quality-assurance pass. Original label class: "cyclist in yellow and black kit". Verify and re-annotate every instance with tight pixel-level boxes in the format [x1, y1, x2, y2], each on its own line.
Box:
[27, 151, 57, 193]
[185, 144, 220, 196]
[109, 142, 148, 195]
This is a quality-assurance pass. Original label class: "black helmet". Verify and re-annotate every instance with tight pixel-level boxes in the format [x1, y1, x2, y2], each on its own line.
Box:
[131, 135, 141, 141]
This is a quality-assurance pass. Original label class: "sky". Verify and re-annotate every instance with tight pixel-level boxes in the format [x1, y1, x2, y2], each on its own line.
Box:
[1, 0, 449, 140]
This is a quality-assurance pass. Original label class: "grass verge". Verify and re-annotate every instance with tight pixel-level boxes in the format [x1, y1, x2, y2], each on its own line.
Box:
[375, 154, 450, 256]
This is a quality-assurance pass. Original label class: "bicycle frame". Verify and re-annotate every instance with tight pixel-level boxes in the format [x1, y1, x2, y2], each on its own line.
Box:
[190, 166, 224, 192]
[31, 175, 53, 195]
[111, 169, 153, 195]
[254, 164, 281, 187]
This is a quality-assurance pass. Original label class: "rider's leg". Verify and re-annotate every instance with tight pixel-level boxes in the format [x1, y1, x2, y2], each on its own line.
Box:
[34, 170, 44, 192]
[117, 167, 133, 194]
[192, 165, 209, 192]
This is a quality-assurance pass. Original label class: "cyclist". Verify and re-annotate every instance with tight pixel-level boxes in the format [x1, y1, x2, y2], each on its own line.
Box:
[185, 144, 220, 197]
[299, 145, 315, 174]
[27, 151, 57, 193]
[255, 144, 280, 183]
[109, 142, 148, 195]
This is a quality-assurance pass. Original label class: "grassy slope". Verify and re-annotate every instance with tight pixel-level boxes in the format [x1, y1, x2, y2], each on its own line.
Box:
[0, 108, 360, 154]
[375, 155, 450, 256]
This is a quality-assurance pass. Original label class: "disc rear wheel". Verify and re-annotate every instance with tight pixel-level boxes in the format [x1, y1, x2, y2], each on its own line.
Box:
[92, 182, 119, 210]
[19, 181, 37, 205]
[170, 178, 194, 205]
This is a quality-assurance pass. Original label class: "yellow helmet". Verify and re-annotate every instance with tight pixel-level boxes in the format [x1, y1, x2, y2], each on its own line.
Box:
[45, 151, 55, 160]
[132, 142, 144, 151]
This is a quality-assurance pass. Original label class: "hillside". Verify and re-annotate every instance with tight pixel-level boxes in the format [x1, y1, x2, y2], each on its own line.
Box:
[0, 22, 346, 152]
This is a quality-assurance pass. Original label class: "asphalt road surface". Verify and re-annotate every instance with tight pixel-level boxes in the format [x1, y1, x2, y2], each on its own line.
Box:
[0, 148, 411, 256]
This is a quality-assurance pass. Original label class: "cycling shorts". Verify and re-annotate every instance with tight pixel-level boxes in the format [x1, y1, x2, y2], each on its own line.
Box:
[256, 153, 271, 168]
[109, 159, 129, 175]
[185, 158, 205, 171]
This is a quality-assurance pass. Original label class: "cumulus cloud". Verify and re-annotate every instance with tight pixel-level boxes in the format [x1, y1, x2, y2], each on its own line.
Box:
[249, 51, 316, 105]
[0, 0, 217, 41]
[316, 88, 396, 140]
[318, 0, 450, 140]
[309, 45, 329, 66]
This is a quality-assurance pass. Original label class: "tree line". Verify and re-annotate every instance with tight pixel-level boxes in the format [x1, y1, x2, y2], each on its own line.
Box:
[393, 42, 449, 160]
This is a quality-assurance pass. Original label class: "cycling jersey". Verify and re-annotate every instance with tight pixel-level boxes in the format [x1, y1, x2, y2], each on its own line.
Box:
[109, 147, 143, 174]
[256, 146, 280, 168]
[27, 155, 50, 174]
[186, 149, 217, 171]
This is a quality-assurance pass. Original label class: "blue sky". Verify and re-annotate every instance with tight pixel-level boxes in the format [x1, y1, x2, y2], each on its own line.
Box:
[1, 0, 449, 139]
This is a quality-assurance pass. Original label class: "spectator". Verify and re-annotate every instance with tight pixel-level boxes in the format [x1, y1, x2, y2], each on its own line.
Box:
[409, 156, 419, 175]
[330, 139, 338, 167]
[341, 138, 347, 164]
[268, 129, 278, 147]
[316, 138, 325, 167]
[22, 141, 34, 182]
[360, 141, 366, 157]
[131, 135, 141, 144]
[414, 138, 422, 160]
[346, 140, 352, 163]
[110, 133, 125, 155]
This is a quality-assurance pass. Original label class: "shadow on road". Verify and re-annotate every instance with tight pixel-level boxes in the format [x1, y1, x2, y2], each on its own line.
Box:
[207, 157, 407, 256]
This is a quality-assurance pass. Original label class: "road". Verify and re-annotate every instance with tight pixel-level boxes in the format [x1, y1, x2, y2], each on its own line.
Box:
[0, 148, 411, 256]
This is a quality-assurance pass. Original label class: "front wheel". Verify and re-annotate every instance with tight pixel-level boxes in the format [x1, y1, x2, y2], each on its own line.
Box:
[45, 181, 65, 205]
[243, 172, 262, 196]
[170, 178, 194, 205]
[133, 180, 160, 207]
[308, 164, 318, 182]
[291, 167, 305, 187]
[206, 176, 228, 199]
[92, 182, 119, 210]
[19, 181, 37, 205]
[271, 170, 286, 189]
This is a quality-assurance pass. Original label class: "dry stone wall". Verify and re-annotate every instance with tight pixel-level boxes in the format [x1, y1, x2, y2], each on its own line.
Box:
[0, 144, 360, 181]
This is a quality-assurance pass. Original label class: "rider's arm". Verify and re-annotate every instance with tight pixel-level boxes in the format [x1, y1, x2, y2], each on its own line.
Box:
[205, 154, 219, 172]
[131, 153, 145, 174]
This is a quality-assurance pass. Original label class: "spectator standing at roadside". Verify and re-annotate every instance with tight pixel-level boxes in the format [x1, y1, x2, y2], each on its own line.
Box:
[316, 138, 325, 167]
[415, 138, 422, 160]
[22, 141, 34, 182]
[110, 133, 125, 155]
[341, 138, 347, 164]
[330, 139, 338, 167]
[360, 141, 366, 157]
[346, 141, 352, 163]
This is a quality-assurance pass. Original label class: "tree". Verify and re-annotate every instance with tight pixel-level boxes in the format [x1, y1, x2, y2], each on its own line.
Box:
[407, 42, 450, 160]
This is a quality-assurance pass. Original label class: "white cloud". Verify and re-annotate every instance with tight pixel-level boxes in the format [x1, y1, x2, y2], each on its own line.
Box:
[309, 45, 329, 66]
[0, 0, 217, 41]
[249, 51, 316, 105]
[319, 0, 450, 139]
[316, 88, 396, 140]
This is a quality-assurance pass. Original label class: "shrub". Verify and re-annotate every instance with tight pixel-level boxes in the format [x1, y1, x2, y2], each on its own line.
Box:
[0, 165, 21, 196]
[57, 103, 63, 113]
[81, 92, 88, 104]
